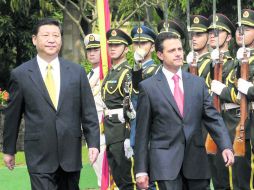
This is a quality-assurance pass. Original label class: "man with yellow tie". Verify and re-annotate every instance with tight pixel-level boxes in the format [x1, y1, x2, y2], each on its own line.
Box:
[3, 18, 100, 190]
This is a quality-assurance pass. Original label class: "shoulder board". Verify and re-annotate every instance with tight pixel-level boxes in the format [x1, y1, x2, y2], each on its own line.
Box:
[224, 55, 233, 60]
[123, 64, 132, 70]
[146, 66, 156, 74]
[249, 55, 254, 65]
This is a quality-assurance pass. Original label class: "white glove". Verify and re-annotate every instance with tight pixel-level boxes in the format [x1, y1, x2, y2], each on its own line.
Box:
[238, 78, 253, 95]
[124, 139, 134, 159]
[236, 47, 251, 60]
[186, 51, 199, 65]
[134, 48, 146, 63]
[236, 92, 241, 100]
[211, 80, 226, 95]
[117, 111, 125, 124]
[211, 49, 220, 61]
[126, 101, 136, 120]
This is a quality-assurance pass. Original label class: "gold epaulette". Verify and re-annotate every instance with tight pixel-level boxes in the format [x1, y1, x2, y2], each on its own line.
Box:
[146, 66, 156, 74]
[124, 64, 132, 70]
[103, 68, 130, 98]
[198, 59, 211, 77]
[249, 56, 254, 64]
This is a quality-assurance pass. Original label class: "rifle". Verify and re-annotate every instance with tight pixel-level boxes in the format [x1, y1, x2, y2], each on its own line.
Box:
[233, 1, 249, 156]
[189, 53, 198, 75]
[186, 0, 198, 75]
[205, 50, 224, 154]
[205, 0, 221, 154]
[123, 74, 135, 138]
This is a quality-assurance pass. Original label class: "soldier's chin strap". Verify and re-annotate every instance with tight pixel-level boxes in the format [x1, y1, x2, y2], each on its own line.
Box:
[195, 34, 209, 52]
[144, 43, 153, 61]
[219, 33, 229, 49]
[245, 36, 254, 47]
[113, 45, 128, 61]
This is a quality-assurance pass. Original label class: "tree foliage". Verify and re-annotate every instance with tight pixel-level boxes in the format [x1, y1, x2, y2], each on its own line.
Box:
[0, 0, 254, 88]
[0, 0, 62, 89]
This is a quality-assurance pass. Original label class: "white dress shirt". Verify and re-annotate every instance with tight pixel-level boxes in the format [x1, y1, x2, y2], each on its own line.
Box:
[162, 66, 184, 94]
[37, 55, 61, 107]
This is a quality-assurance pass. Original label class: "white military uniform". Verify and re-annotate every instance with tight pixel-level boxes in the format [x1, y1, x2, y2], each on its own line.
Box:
[88, 66, 106, 187]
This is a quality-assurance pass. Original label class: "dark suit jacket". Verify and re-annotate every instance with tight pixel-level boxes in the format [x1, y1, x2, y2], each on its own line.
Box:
[3, 57, 99, 173]
[134, 69, 232, 181]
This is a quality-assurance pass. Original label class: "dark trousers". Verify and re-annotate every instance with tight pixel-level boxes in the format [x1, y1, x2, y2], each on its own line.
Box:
[29, 167, 80, 190]
[208, 154, 231, 190]
[107, 141, 136, 190]
[232, 140, 253, 190]
[156, 173, 210, 190]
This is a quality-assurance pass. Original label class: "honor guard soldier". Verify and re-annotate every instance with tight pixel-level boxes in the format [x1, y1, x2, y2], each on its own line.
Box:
[235, 9, 254, 190]
[186, 15, 212, 86]
[157, 20, 188, 71]
[207, 13, 238, 190]
[84, 33, 106, 188]
[130, 25, 157, 190]
[101, 29, 137, 190]
[129, 25, 157, 147]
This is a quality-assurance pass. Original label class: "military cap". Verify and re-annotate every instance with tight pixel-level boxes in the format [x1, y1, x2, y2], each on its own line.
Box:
[190, 15, 209, 32]
[106, 29, 132, 45]
[240, 9, 254, 27]
[208, 13, 235, 34]
[157, 20, 185, 39]
[131, 25, 157, 43]
[84, 33, 100, 50]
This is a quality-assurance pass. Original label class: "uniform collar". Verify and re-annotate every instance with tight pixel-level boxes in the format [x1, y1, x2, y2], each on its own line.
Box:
[142, 59, 154, 69]
[198, 52, 210, 61]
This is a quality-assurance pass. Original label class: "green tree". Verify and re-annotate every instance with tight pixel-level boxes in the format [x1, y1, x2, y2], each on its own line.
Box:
[0, 0, 61, 89]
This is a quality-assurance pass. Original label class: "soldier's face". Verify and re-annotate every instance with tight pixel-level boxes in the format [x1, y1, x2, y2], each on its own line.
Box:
[192, 32, 208, 51]
[236, 26, 254, 47]
[108, 44, 128, 60]
[87, 48, 101, 65]
[32, 24, 62, 60]
[133, 41, 154, 57]
[209, 29, 230, 49]
[157, 38, 183, 72]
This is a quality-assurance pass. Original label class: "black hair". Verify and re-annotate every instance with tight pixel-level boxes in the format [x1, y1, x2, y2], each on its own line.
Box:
[32, 18, 62, 35]
[155, 32, 180, 53]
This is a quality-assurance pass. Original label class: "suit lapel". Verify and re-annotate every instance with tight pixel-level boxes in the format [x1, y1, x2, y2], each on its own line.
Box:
[182, 71, 192, 118]
[57, 59, 71, 112]
[156, 69, 182, 118]
[28, 58, 55, 109]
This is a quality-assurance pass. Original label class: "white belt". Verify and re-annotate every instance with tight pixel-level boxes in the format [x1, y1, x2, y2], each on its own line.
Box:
[221, 103, 240, 110]
[104, 108, 125, 123]
[104, 108, 123, 116]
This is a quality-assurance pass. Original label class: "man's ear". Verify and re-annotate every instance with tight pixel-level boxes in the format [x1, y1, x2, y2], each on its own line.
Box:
[124, 46, 129, 54]
[157, 51, 163, 61]
[32, 35, 37, 46]
[150, 44, 155, 52]
[226, 34, 232, 42]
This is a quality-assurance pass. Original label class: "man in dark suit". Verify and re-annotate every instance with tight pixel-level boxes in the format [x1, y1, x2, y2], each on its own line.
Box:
[2, 18, 100, 190]
[134, 32, 234, 190]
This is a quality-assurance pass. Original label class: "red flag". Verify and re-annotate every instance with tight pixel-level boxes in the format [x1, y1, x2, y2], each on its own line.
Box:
[101, 151, 109, 190]
[97, 0, 111, 189]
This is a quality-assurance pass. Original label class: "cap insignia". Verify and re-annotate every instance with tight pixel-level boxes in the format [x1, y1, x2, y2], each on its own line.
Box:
[243, 11, 249, 18]
[89, 35, 95, 42]
[216, 15, 219, 22]
[137, 27, 143, 34]
[111, 30, 117, 36]
[194, 17, 199, 24]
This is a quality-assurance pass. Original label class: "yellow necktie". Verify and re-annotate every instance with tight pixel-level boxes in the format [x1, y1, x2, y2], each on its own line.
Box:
[45, 63, 57, 109]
